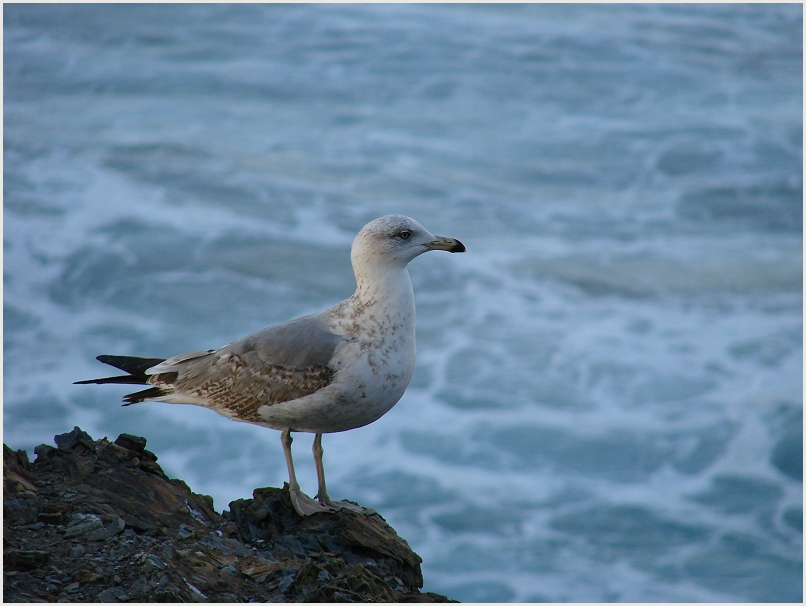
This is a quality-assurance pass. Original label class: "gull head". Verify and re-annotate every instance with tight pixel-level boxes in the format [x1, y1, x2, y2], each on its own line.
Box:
[351, 215, 465, 270]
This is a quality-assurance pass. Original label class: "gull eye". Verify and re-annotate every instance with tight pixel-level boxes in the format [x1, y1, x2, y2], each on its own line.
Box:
[398, 230, 412, 240]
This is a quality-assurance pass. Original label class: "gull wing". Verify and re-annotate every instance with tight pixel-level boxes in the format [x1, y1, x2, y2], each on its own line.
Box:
[144, 313, 346, 418]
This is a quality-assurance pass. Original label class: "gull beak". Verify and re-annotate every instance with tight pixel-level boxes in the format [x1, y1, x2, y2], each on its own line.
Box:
[425, 235, 466, 253]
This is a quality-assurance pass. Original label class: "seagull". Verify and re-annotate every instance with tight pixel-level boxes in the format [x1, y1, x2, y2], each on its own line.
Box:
[76, 215, 465, 516]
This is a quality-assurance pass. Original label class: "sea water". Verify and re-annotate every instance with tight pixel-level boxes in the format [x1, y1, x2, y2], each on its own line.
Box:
[4, 4, 802, 602]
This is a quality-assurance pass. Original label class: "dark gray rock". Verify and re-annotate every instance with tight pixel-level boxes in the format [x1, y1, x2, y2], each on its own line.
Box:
[114, 433, 147, 453]
[54, 426, 95, 452]
[4, 427, 455, 603]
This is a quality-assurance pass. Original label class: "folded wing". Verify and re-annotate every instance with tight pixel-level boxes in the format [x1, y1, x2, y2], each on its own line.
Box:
[78, 313, 346, 418]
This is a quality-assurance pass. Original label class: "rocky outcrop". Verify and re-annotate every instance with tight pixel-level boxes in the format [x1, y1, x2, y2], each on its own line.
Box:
[4, 427, 454, 603]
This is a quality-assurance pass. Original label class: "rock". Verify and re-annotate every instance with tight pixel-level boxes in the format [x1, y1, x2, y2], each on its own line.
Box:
[63, 513, 105, 539]
[54, 426, 95, 452]
[4, 550, 50, 571]
[3, 428, 456, 603]
[113, 433, 147, 453]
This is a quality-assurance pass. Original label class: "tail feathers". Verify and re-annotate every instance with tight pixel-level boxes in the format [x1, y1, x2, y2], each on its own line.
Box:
[75, 354, 170, 405]
[122, 387, 170, 406]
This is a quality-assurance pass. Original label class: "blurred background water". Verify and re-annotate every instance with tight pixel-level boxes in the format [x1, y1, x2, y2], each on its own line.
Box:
[3, 3, 802, 602]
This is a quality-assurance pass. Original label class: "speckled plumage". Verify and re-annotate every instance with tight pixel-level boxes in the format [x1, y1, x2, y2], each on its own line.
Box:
[77, 215, 465, 515]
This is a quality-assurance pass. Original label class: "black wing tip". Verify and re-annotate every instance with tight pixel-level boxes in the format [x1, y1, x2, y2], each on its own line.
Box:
[93, 354, 166, 380]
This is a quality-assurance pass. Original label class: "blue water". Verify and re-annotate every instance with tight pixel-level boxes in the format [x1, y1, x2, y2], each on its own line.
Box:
[4, 4, 802, 602]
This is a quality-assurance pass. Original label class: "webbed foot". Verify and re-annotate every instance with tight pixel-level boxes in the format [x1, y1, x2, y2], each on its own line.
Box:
[290, 487, 331, 516]
[318, 495, 378, 516]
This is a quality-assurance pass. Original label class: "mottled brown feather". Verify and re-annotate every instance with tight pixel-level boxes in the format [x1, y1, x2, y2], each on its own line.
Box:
[148, 352, 334, 423]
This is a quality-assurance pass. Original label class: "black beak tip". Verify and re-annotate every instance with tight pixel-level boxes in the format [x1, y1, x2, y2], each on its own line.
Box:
[452, 239, 466, 253]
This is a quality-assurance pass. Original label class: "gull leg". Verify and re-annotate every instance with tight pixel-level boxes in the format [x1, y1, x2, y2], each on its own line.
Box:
[312, 432, 331, 503]
[281, 428, 328, 516]
[312, 432, 370, 514]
